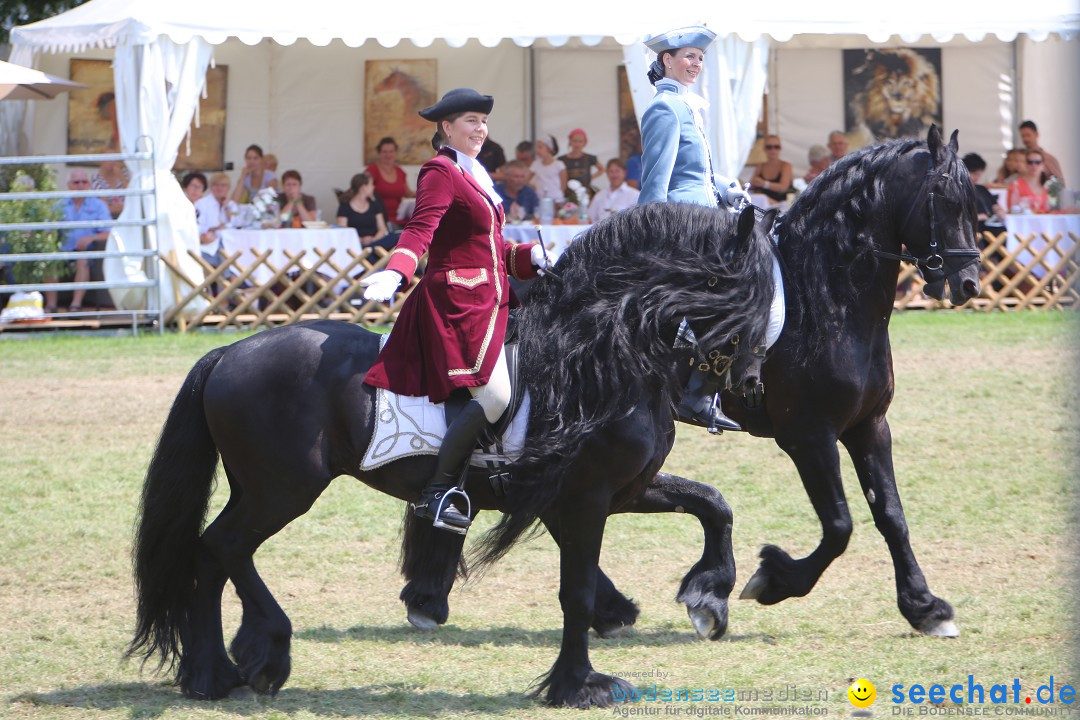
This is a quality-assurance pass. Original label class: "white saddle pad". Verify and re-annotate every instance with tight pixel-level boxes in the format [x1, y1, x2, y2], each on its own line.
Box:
[361, 386, 530, 472]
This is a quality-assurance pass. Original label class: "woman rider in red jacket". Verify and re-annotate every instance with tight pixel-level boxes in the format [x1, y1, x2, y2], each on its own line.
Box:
[361, 88, 546, 533]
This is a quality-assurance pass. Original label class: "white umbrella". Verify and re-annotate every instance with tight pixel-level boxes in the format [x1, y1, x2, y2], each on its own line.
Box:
[0, 59, 86, 101]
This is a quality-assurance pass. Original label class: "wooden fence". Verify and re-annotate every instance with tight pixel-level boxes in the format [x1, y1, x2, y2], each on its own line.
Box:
[159, 229, 1076, 331]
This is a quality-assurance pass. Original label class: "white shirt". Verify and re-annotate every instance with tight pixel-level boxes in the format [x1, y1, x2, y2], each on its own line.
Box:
[450, 148, 501, 205]
[588, 183, 640, 223]
[194, 194, 239, 255]
[530, 158, 567, 200]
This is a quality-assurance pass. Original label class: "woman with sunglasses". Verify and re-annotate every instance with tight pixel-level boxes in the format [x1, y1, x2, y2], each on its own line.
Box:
[748, 135, 793, 204]
[1007, 151, 1050, 213]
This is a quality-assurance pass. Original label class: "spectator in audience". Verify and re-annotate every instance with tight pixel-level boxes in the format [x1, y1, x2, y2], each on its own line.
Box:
[588, 158, 639, 222]
[828, 130, 848, 162]
[1007, 150, 1050, 213]
[559, 128, 604, 196]
[231, 144, 278, 205]
[264, 153, 279, 175]
[195, 172, 239, 266]
[477, 137, 507, 180]
[748, 134, 793, 204]
[1018, 120, 1065, 186]
[993, 148, 1027, 187]
[181, 172, 207, 204]
[494, 160, 539, 221]
[336, 172, 396, 250]
[803, 144, 831, 183]
[530, 134, 567, 201]
[514, 140, 535, 165]
[962, 153, 1005, 232]
[365, 136, 415, 227]
[91, 159, 129, 219]
[276, 169, 318, 228]
[43, 169, 111, 313]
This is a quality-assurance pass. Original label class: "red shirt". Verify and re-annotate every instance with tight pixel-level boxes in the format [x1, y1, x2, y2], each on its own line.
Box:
[365, 163, 408, 222]
[364, 149, 538, 403]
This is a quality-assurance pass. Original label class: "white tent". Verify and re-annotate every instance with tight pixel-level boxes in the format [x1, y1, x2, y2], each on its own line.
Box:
[5, 0, 1079, 313]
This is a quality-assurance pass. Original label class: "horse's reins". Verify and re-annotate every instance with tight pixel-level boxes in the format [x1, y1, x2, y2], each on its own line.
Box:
[871, 156, 980, 285]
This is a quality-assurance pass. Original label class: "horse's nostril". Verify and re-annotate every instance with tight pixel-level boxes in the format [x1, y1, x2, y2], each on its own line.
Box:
[963, 278, 979, 297]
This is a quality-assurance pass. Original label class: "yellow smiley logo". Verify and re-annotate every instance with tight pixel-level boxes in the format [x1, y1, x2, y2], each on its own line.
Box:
[848, 678, 876, 708]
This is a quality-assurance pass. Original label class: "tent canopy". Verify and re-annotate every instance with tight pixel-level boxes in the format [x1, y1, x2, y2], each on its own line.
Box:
[11, 0, 1079, 52]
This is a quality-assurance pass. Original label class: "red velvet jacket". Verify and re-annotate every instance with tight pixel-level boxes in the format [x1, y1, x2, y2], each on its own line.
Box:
[364, 148, 538, 403]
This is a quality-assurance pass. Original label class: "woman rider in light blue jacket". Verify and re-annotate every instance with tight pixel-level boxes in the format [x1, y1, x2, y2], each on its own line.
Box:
[638, 25, 750, 433]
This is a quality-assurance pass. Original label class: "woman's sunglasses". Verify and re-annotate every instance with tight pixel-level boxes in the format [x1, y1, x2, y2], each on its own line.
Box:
[1026, 159, 1044, 165]
[764, 144, 781, 150]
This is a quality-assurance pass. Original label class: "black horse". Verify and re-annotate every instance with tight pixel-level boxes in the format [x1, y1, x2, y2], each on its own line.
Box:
[404, 126, 981, 641]
[126, 202, 778, 708]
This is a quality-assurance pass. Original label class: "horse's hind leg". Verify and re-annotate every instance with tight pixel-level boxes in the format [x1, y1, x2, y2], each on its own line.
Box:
[840, 417, 957, 636]
[200, 470, 325, 695]
[542, 514, 640, 639]
[399, 507, 466, 630]
[613, 472, 735, 640]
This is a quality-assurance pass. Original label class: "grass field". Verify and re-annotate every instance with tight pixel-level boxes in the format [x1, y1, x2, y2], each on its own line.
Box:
[0, 312, 1076, 719]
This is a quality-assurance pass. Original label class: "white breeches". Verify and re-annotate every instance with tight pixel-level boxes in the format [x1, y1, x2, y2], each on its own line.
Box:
[468, 348, 511, 423]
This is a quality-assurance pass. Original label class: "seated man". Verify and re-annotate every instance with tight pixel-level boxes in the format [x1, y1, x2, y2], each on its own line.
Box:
[588, 158, 639, 223]
[194, 172, 239, 266]
[43, 169, 111, 313]
[494, 160, 539, 221]
[803, 144, 831, 184]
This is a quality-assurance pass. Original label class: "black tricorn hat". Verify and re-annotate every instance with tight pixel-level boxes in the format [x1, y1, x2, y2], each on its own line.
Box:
[418, 88, 494, 121]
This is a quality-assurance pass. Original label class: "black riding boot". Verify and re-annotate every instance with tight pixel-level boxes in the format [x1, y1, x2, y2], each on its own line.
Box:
[676, 365, 741, 434]
[414, 399, 489, 533]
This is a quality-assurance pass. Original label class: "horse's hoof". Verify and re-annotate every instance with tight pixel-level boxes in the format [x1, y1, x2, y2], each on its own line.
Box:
[407, 608, 439, 631]
[228, 685, 256, 700]
[920, 618, 959, 637]
[739, 569, 768, 600]
[687, 607, 716, 639]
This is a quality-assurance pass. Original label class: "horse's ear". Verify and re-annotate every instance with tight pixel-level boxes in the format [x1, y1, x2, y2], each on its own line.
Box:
[737, 204, 756, 246]
[760, 207, 779, 236]
[948, 129, 959, 154]
[927, 124, 943, 163]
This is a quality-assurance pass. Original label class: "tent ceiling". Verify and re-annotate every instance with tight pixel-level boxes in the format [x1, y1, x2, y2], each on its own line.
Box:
[11, 0, 1079, 53]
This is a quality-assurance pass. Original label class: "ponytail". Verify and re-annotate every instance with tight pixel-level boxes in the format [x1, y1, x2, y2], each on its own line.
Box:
[647, 51, 673, 85]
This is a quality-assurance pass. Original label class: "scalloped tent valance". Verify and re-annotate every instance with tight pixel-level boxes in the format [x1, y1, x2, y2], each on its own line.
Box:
[11, 0, 1079, 53]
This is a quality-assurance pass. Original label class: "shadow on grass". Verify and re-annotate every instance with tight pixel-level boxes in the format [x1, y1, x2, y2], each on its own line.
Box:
[10, 683, 534, 717]
[295, 623, 774, 647]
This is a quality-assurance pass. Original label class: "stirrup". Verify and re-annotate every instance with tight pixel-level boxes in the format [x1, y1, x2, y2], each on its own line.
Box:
[414, 487, 472, 535]
[705, 395, 741, 434]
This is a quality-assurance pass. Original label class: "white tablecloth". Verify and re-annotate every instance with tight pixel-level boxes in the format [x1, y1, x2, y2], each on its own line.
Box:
[219, 227, 363, 284]
[504, 223, 590, 263]
[1003, 214, 1079, 278]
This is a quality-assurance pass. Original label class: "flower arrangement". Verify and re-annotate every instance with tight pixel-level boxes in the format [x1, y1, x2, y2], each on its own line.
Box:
[556, 201, 579, 220]
[565, 179, 589, 220]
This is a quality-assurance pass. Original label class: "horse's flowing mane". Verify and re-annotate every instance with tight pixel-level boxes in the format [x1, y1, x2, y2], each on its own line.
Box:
[471, 203, 776, 568]
[778, 137, 966, 359]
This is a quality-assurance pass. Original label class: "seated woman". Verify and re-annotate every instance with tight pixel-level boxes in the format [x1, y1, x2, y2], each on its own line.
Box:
[230, 144, 278, 205]
[365, 137, 415, 227]
[748, 135, 793, 204]
[558, 128, 604, 197]
[1007, 151, 1050, 213]
[530, 134, 567, 201]
[276, 169, 318, 228]
[336, 172, 396, 250]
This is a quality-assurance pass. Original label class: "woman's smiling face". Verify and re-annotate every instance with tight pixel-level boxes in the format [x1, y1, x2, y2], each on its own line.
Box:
[666, 46, 705, 87]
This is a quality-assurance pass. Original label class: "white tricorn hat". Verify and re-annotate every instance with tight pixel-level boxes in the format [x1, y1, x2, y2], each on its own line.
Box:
[643, 25, 717, 54]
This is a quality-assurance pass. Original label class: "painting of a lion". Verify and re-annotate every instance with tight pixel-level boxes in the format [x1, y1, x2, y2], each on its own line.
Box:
[843, 48, 942, 151]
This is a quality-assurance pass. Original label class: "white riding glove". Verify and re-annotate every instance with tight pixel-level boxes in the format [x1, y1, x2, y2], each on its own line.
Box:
[360, 270, 402, 302]
[719, 180, 752, 212]
[530, 244, 549, 274]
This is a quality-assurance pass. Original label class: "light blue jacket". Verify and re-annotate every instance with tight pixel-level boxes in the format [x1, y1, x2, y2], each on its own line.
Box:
[638, 79, 718, 207]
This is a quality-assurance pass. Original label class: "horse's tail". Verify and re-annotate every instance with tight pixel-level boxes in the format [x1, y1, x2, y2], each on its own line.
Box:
[127, 346, 227, 673]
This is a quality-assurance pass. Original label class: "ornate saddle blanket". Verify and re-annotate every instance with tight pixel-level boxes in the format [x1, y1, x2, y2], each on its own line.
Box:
[361, 337, 530, 472]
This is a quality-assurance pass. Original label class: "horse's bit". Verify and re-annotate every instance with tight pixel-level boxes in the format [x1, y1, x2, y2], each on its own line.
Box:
[872, 159, 981, 284]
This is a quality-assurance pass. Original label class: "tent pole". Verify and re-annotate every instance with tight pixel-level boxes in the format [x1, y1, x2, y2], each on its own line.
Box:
[527, 45, 536, 143]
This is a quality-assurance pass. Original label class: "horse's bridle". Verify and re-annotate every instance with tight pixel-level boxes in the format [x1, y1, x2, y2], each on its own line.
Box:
[872, 159, 981, 284]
